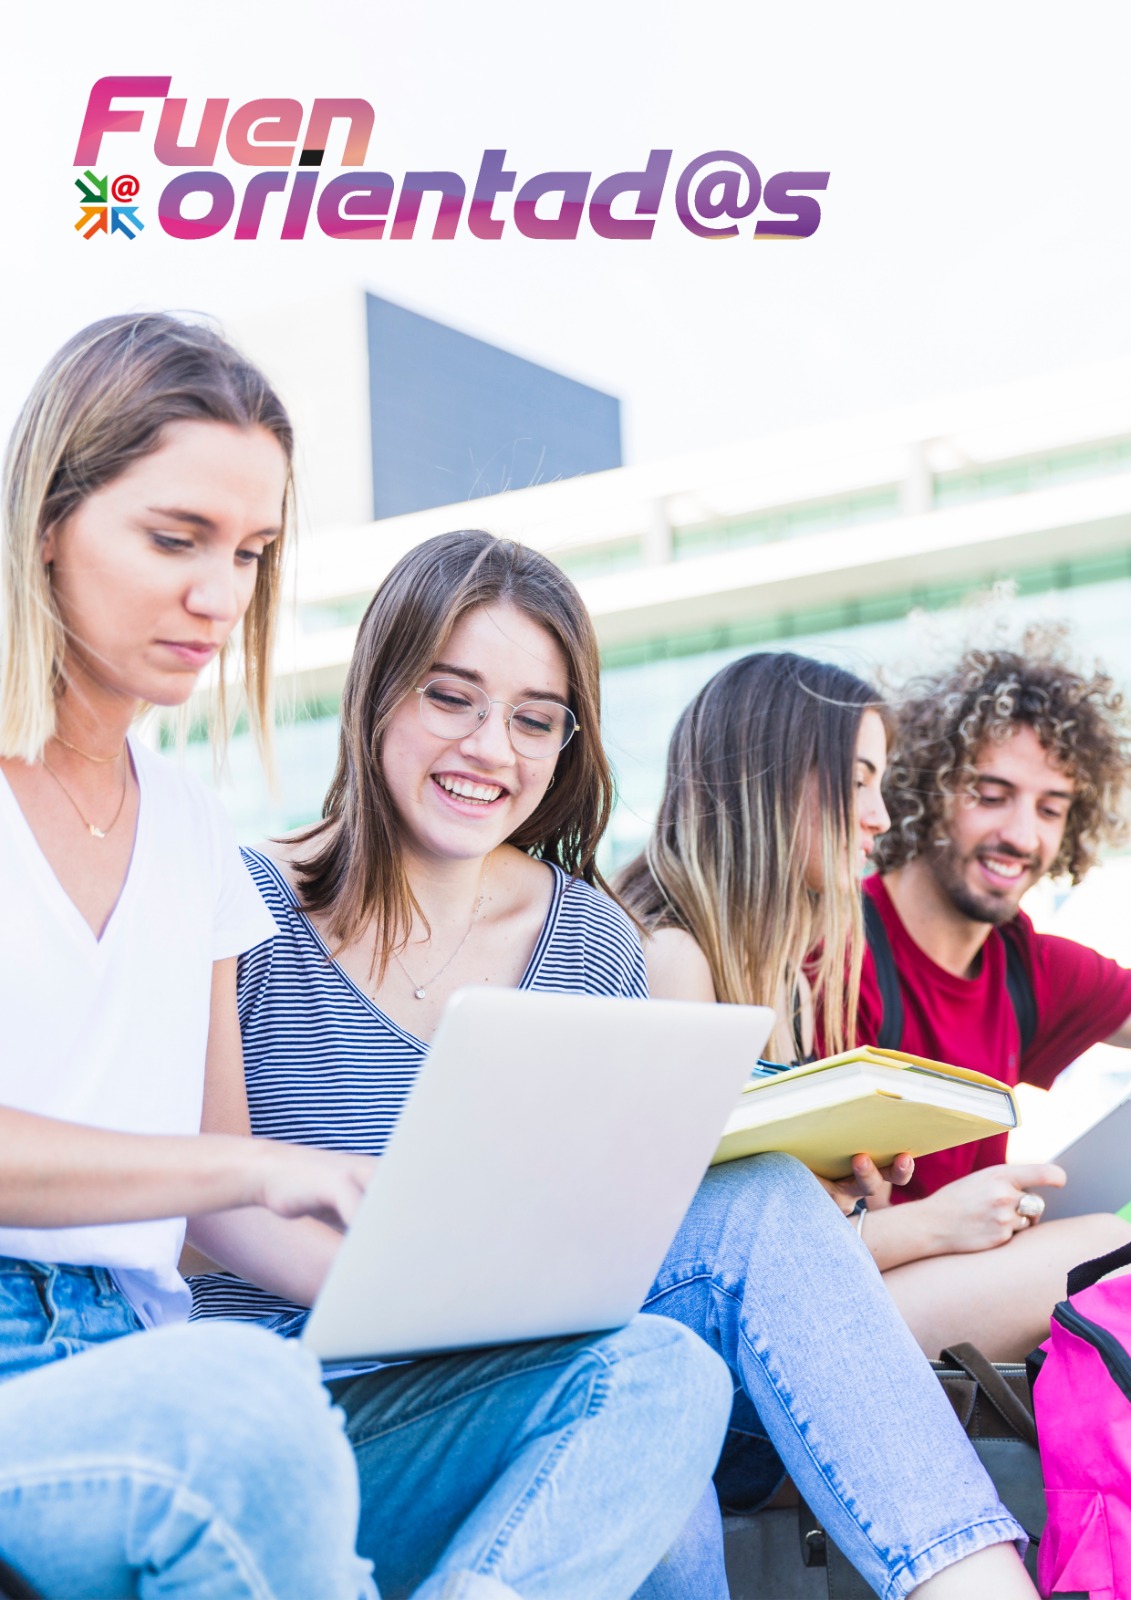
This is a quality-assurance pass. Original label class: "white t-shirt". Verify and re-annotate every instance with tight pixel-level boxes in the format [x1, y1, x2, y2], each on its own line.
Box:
[0, 738, 277, 1325]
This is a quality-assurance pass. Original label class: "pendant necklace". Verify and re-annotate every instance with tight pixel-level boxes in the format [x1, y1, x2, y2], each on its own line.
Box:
[40, 749, 129, 839]
[393, 855, 491, 1001]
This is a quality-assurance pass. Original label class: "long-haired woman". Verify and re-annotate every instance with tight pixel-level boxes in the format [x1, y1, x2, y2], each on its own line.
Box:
[193, 543, 1038, 1600]
[0, 312, 376, 1598]
[616, 650, 890, 1064]
[190, 530, 732, 1600]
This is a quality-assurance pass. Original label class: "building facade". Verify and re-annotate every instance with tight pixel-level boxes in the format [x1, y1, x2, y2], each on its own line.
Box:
[365, 293, 622, 519]
[186, 357, 1131, 875]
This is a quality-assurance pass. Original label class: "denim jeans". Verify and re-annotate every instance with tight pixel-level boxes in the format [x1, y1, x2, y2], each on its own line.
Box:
[635, 1156, 1026, 1600]
[328, 1313, 732, 1600]
[0, 1257, 375, 1599]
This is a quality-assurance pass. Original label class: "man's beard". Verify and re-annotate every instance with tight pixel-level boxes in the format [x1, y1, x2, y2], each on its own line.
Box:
[929, 839, 1033, 926]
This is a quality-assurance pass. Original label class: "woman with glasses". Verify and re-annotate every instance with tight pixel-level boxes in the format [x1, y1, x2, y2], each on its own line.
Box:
[190, 528, 733, 1600]
[194, 534, 1038, 1600]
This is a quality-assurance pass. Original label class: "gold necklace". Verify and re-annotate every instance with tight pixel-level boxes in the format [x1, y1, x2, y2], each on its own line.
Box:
[51, 732, 127, 765]
[392, 856, 491, 1001]
[40, 752, 129, 840]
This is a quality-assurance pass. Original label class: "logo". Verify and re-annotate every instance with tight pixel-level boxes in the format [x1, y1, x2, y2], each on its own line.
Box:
[73, 168, 144, 240]
[73, 77, 830, 243]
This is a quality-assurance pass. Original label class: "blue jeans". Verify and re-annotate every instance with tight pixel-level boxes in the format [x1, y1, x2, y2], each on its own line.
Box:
[636, 1156, 1026, 1600]
[0, 1258, 374, 1599]
[327, 1313, 732, 1600]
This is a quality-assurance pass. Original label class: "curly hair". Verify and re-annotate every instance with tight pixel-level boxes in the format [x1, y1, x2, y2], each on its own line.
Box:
[875, 629, 1131, 883]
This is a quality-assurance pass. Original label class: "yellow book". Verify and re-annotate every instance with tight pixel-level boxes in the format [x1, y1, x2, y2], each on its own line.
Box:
[711, 1046, 1019, 1179]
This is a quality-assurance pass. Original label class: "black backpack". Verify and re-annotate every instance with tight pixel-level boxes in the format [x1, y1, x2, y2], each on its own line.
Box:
[862, 894, 1037, 1055]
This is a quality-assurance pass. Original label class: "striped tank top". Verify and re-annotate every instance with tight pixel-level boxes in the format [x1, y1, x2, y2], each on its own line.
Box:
[190, 846, 648, 1325]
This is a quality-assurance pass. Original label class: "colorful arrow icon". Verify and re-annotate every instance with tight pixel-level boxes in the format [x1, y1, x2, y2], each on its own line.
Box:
[75, 206, 108, 239]
[111, 206, 143, 239]
[75, 170, 108, 204]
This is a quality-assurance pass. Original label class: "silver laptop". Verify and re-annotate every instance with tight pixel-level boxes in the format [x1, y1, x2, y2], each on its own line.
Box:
[302, 988, 772, 1364]
[1037, 1093, 1131, 1222]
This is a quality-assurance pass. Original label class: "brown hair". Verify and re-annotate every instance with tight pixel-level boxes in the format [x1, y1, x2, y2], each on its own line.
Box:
[1, 311, 293, 760]
[876, 631, 1131, 882]
[295, 530, 614, 964]
[615, 652, 887, 1058]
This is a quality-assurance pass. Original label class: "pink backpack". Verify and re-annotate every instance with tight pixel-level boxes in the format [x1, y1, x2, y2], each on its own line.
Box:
[1031, 1241, 1131, 1599]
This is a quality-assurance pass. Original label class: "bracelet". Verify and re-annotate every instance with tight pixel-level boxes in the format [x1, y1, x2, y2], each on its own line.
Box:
[850, 1197, 867, 1237]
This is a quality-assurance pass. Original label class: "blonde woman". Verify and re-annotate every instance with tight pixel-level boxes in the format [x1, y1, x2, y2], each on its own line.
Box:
[616, 650, 891, 1064]
[0, 312, 376, 1598]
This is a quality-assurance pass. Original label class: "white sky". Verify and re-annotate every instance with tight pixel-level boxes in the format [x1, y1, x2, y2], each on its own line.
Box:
[5, 0, 1131, 467]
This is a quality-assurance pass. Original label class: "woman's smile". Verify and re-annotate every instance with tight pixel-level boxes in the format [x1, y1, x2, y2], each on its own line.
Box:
[430, 771, 510, 808]
[382, 600, 568, 867]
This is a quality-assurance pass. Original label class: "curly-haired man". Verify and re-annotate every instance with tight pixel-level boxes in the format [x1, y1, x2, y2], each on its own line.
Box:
[837, 638, 1131, 1360]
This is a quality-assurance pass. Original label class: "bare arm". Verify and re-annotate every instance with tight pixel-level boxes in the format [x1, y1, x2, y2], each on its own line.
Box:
[0, 1106, 314, 1227]
[643, 927, 718, 1003]
[186, 1205, 342, 1310]
[0, 960, 371, 1247]
[184, 957, 367, 1308]
[860, 1163, 1068, 1272]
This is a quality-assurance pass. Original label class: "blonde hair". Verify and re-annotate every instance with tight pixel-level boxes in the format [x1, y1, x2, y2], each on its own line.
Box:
[615, 652, 887, 1059]
[1, 312, 293, 761]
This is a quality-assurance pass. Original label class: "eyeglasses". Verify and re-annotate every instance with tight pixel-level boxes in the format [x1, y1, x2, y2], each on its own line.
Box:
[415, 678, 579, 760]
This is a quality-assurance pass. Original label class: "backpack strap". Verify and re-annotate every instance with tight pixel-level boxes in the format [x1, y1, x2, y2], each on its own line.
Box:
[939, 1342, 1038, 1448]
[1002, 926, 1038, 1056]
[864, 890, 1038, 1057]
[1067, 1240, 1131, 1297]
[862, 894, 904, 1051]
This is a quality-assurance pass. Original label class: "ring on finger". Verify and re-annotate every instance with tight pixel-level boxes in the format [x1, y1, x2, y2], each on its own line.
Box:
[1017, 1192, 1045, 1221]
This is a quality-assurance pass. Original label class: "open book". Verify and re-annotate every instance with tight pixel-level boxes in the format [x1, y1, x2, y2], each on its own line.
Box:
[711, 1046, 1019, 1178]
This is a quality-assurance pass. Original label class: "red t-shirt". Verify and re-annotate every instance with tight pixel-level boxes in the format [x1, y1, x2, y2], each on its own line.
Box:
[848, 875, 1131, 1202]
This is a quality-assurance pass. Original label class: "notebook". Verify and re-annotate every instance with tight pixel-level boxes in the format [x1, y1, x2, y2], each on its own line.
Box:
[302, 988, 772, 1364]
[712, 1045, 1019, 1178]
